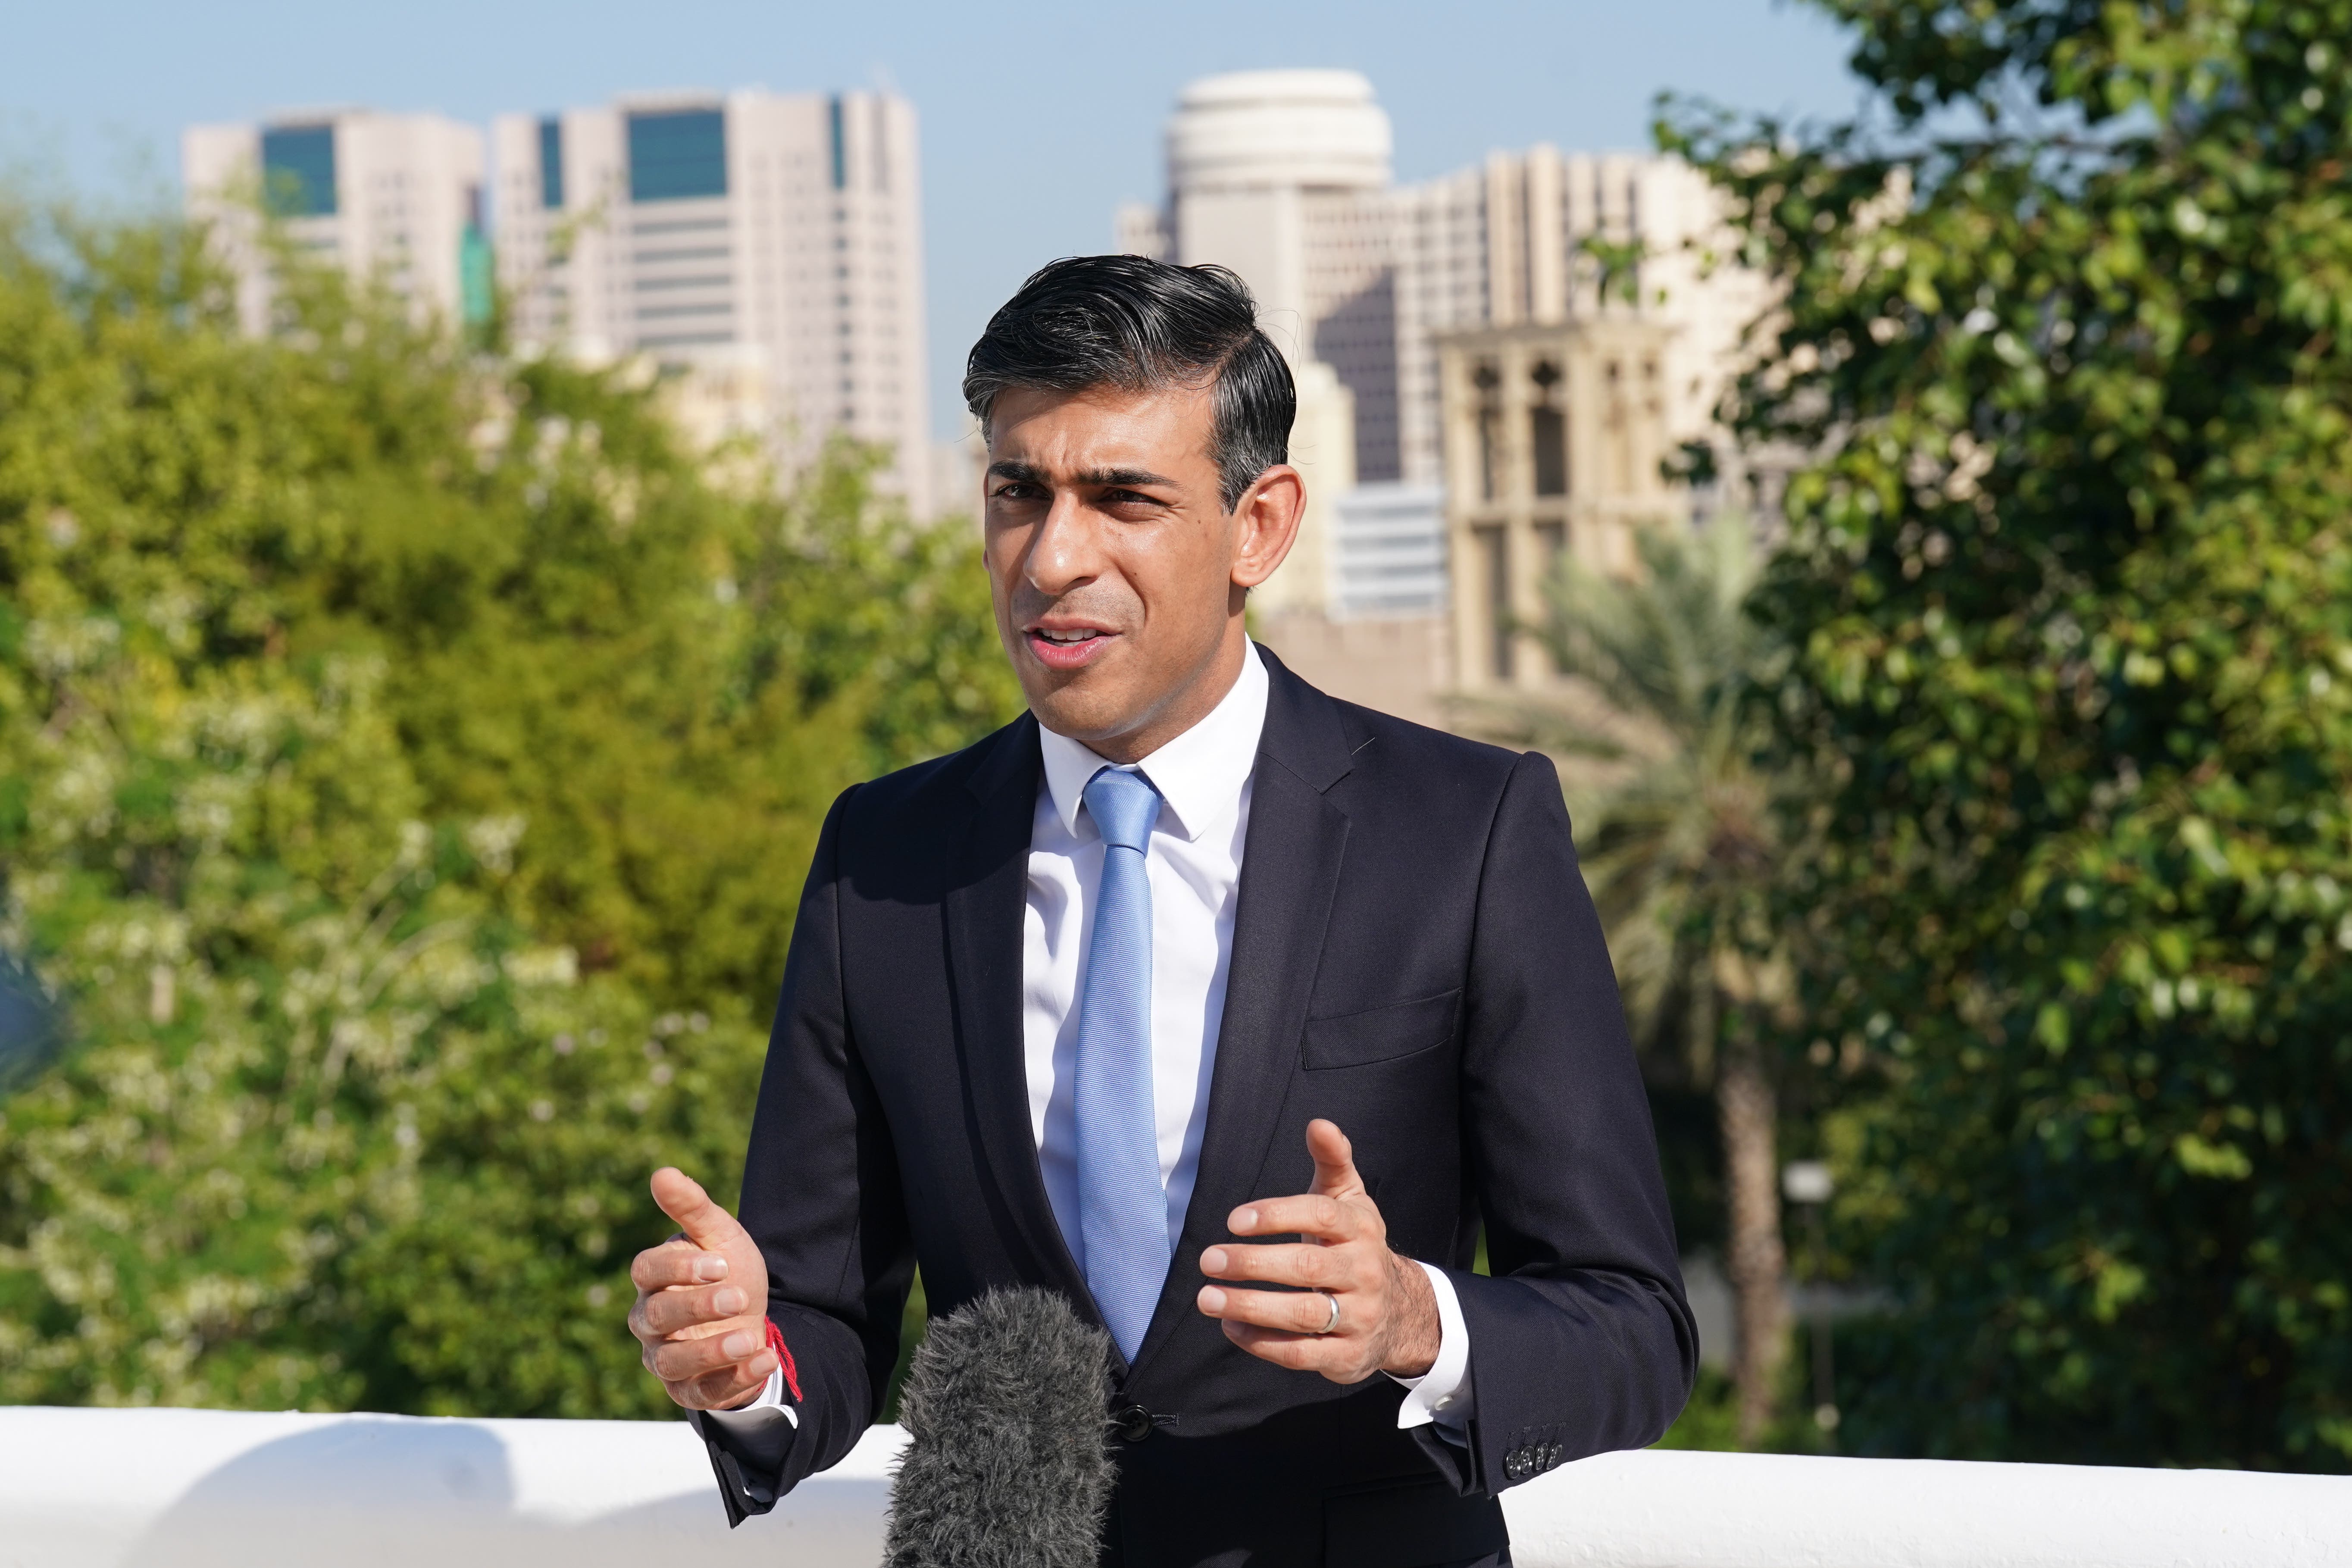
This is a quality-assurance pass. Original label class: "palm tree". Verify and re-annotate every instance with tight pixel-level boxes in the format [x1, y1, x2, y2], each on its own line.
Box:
[1514, 514, 1802, 1446]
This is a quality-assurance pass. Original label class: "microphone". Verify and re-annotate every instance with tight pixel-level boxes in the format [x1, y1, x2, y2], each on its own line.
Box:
[883, 1286, 1117, 1568]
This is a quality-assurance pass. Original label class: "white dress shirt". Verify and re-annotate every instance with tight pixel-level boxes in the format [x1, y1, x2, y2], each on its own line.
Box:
[716, 641, 1471, 1434]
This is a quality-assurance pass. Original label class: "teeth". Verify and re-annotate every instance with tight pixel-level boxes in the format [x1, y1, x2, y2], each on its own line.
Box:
[1039, 629, 1099, 643]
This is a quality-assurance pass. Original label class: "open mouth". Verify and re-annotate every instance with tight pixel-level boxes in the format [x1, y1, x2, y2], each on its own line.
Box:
[1024, 625, 1117, 670]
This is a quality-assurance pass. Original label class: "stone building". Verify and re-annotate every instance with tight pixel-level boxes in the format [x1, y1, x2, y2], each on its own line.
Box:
[1438, 316, 1679, 692]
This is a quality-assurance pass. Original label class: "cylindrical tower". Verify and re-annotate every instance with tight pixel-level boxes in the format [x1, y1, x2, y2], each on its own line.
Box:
[1167, 69, 1392, 199]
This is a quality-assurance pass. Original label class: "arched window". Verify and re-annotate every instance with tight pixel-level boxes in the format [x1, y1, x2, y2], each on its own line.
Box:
[1530, 359, 1567, 497]
[1473, 362, 1503, 501]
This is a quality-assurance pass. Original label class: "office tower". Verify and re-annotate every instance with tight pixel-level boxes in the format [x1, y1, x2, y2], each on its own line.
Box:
[491, 90, 930, 514]
[1117, 70, 1401, 626]
[182, 111, 491, 335]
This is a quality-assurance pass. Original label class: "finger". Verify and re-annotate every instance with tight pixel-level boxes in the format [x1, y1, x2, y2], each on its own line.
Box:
[1228, 1193, 1357, 1243]
[641, 1282, 754, 1337]
[675, 1349, 780, 1412]
[1304, 1119, 1363, 1200]
[1198, 1282, 1350, 1336]
[650, 1322, 767, 1384]
[651, 1167, 744, 1252]
[631, 1237, 729, 1293]
[1200, 1241, 1359, 1291]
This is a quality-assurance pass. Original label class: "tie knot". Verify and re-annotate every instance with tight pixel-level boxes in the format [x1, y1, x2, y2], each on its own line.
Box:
[1082, 767, 1162, 853]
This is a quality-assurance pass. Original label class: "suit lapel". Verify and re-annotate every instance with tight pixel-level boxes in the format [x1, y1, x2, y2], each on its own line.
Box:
[1131, 653, 1357, 1376]
[940, 715, 1098, 1318]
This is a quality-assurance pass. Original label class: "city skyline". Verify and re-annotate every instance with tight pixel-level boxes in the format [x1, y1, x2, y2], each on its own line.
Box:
[1, 0, 1865, 443]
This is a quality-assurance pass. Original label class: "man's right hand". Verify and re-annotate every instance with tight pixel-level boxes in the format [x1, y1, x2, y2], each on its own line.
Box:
[629, 1167, 778, 1410]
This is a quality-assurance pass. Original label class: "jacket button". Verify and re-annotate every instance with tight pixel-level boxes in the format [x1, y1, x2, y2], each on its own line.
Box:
[1112, 1403, 1154, 1444]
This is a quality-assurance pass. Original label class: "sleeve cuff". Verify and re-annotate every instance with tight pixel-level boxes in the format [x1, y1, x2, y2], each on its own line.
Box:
[1388, 1260, 1474, 1431]
[706, 1364, 797, 1422]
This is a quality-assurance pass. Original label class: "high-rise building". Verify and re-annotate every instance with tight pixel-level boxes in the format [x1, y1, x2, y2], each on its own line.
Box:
[1124, 70, 1401, 482]
[490, 89, 930, 513]
[182, 111, 491, 335]
[1117, 70, 1401, 626]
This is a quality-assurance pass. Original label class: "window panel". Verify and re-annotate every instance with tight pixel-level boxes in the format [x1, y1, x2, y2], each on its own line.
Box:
[538, 117, 565, 210]
[260, 124, 336, 218]
[627, 110, 728, 203]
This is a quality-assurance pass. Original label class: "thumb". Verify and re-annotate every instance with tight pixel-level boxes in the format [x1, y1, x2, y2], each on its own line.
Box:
[651, 1166, 742, 1251]
[1304, 1120, 1364, 1200]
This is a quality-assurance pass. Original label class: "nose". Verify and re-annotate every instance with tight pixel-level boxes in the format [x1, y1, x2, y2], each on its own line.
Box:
[1024, 488, 1101, 598]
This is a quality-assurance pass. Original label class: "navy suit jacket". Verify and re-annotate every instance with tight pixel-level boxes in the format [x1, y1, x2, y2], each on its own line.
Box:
[692, 651, 1694, 1568]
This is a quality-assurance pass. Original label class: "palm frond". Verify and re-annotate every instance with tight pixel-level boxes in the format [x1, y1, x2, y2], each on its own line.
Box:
[1514, 513, 1803, 1078]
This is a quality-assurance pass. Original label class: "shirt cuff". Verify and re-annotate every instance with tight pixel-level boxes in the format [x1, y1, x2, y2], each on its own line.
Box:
[706, 1365, 796, 1423]
[1388, 1261, 1473, 1431]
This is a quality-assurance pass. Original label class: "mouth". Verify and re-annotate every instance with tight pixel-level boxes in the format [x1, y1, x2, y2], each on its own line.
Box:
[1023, 623, 1120, 672]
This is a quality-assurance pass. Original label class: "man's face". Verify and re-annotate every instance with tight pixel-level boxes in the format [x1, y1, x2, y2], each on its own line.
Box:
[981, 381, 1299, 761]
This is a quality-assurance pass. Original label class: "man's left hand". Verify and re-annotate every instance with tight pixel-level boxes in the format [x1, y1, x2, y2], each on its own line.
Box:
[1196, 1118, 1441, 1383]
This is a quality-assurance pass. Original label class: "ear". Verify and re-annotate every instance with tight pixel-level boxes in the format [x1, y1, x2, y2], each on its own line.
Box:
[1229, 464, 1304, 591]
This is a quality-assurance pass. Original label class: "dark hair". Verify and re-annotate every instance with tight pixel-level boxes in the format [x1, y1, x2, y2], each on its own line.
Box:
[963, 255, 1295, 512]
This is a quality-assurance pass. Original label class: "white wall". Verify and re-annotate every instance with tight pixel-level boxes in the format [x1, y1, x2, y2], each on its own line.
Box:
[0, 1405, 894, 1568]
[4, 1405, 2347, 1568]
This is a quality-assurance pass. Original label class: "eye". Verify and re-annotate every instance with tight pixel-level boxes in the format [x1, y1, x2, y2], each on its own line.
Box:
[991, 480, 1045, 501]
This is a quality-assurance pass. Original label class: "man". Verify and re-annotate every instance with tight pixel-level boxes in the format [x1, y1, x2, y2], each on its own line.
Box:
[627, 257, 1693, 1568]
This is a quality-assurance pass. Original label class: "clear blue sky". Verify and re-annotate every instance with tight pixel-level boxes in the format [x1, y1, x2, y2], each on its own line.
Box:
[1, 0, 1866, 440]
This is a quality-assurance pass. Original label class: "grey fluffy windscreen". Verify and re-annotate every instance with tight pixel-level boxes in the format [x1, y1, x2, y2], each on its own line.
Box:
[882, 1287, 1117, 1568]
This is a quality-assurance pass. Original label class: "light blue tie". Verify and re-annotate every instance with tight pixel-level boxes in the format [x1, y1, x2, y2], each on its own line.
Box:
[1074, 766, 1168, 1361]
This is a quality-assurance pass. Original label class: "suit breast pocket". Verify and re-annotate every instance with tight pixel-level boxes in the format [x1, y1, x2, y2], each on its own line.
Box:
[1301, 989, 1461, 1071]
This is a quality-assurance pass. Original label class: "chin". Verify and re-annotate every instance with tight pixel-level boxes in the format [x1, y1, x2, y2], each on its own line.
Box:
[1025, 683, 1123, 743]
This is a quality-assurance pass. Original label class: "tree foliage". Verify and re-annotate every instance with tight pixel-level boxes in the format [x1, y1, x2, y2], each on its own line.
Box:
[1667, 0, 2352, 1468]
[0, 203, 1020, 1415]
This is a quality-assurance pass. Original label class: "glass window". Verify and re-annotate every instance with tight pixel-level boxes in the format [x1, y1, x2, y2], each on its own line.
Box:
[1531, 407, 1567, 496]
[628, 110, 727, 203]
[1530, 361, 1567, 497]
[828, 97, 846, 191]
[538, 117, 564, 210]
[260, 124, 336, 218]
[1473, 362, 1503, 503]
[460, 222, 493, 328]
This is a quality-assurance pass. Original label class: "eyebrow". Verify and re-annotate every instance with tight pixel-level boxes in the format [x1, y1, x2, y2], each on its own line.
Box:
[984, 460, 1178, 491]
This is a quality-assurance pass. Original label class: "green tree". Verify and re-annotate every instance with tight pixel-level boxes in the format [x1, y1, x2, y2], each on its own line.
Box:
[1667, 0, 2352, 1468]
[1529, 515, 1805, 1445]
[0, 200, 1018, 1415]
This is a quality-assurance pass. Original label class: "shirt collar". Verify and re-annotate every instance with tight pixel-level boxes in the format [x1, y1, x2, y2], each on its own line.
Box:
[1037, 640, 1270, 845]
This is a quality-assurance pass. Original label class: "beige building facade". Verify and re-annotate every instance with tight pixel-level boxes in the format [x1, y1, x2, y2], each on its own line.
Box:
[1392, 147, 1766, 495]
[1440, 316, 1679, 692]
